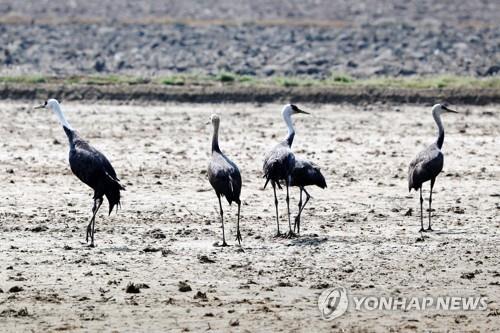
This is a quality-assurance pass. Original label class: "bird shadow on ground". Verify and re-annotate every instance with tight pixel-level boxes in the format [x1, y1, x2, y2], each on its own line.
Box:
[94, 245, 136, 252]
[288, 235, 328, 246]
[433, 229, 468, 235]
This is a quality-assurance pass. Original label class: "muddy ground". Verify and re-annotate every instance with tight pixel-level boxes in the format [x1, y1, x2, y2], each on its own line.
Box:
[0, 102, 499, 332]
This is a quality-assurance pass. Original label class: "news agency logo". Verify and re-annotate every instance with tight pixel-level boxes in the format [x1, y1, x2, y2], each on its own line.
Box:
[318, 287, 488, 320]
[317, 287, 349, 320]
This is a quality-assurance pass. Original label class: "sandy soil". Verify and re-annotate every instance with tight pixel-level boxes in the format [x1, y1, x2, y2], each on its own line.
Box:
[0, 102, 499, 332]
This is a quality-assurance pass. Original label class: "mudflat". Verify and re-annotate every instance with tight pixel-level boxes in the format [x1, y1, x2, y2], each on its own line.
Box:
[0, 102, 498, 331]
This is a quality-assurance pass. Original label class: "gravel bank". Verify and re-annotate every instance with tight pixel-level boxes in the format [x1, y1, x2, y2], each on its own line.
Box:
[0, 1, 499, 78]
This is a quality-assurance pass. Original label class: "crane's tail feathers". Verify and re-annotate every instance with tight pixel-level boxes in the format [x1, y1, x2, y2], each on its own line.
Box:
[104, 174, 125, 215]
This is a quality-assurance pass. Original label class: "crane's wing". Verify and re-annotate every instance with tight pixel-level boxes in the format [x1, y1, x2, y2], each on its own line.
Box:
[69, 140, 122, 189]
[408, 146, 443, 191]
[208, 153, 241, 203]
[263, 143, 295, 187]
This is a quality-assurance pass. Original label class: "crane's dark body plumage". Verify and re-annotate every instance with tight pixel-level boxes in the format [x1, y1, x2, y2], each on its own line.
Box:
[65, 127, 124, 215]
[408, 142, 443, 192]
[291, 157, 327, 189]
[263, 139, 295, 190]
[63, 126, 124, 246]
[407, 103, 456, 232]
[208, 115, 242, 246]
[289, 157, 327, 234]
[208, 151, 241, 206]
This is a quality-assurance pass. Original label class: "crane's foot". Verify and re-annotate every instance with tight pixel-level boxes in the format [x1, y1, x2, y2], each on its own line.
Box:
[213, 241, 229, 247]
[425, 227, 434, 232]
[419, 228, 426, 233]
[235, 231, 242, 245]
[273, 231, 283, 238]
[88, 242, 95, 248]
[285, 230, 298, 239]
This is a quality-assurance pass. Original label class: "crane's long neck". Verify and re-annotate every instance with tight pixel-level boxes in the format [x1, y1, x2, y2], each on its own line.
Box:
[52, 104, 75, 147]
[52, 104, 74, 132]
[283, 111, 295, 147]
[211, 121, 221, 153]
[433, 111, 445, 149]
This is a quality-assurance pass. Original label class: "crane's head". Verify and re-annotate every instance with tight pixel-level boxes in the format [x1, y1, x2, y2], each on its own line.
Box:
[282, 104, 309, 118]
[210, 114, 220, 126]
[34, 98, 60, 111]
[34, 98, 73, 130]
[432, 103, 457, 116]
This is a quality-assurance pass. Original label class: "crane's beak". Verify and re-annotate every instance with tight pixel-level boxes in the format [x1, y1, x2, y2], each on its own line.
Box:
[442, 106, 458, 113]
[295, 108, 310, 115]
[34, 104, 46, 109]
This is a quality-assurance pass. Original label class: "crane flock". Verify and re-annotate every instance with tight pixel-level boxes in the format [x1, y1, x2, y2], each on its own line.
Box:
[34, 99, 457, 247]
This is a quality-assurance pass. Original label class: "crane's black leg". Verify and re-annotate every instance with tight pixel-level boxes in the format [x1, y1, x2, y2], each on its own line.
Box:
[87, 198, 100, 244]
[217, 194, 228, 247]
[427, 178, 435, 231]
[294, 188, 303, 233]
[419, 187, 424, 232]
[86, 200, 97, 243]
[88, 198, 103, 247]
[235, 201, 242, 245]
[272, 182, 281, 237]
[296, 188, 311, 236]
[285, 177, 296, 238]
